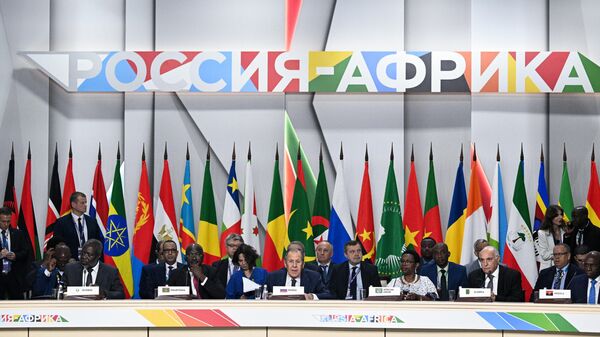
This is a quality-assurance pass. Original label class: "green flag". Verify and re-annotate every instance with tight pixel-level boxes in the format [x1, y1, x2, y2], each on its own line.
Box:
[559, 147, 574, 221]
[376, 150, 405, 278]
[312, 150, 330, 241]
[288, 151, 316, 262]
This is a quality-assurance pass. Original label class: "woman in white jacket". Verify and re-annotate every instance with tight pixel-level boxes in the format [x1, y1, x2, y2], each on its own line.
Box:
[536, 205, 566, 271]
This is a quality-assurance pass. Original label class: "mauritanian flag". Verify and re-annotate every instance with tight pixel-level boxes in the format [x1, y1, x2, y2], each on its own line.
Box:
[263, 146, 287, 271]
[312, 146, 330, 243]
[288, 147, 316, 261]
[132, 146, 155, 298]
[329, 145, 354, 264]
[284, 112, 316, 222]
[559, 144, 574, 221]
[471, 144, 492, 222]
[461, 147, 488, 265]
[179, 146, 196, 257]
[153, 144, 181, 262]
[445, 148, 467, 264]
[489, 146, 508, 258]
[18, 144, 40, 259]
[423, 144, 443, 243]
[586, 145, 600, 228]
[197, 149, 221, 265]
[60, 143, 76, 216]
[105, 147, 133, 298]
[356, 145, 375, 263]
[241, 144, 260, 253]
[220, 145, 242, 258]
[403, 146, 424, 251]
[3, 144, 18, 228]
[534, 146, 549, 232]
[89, 144, 113, 268]
[375, 145, 404, 278]
[44, 144, 61, 248]
[503, 147, 537, 301]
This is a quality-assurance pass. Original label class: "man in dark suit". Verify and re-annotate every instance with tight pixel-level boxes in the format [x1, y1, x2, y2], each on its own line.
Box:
[63, 239, 124, 299]
[0, 207, 30, 299]
[139, 239, 182, 299]
[564, 206, 600, 253]
[168, 243, 225, 299]
[532, 243, 583, 301]
[420, 243, 467, 301]
[568, 250, 600, 304]
[329, 240, 381, 300]
[420, 237, 436, 268]
[31, 243, 72, 298]
[52, 192, 104, 261]
[305, 241, 333, 287]
[212, 233, 243, 290]
[467, 246, 523, 302]
[266, 248, 332, 300]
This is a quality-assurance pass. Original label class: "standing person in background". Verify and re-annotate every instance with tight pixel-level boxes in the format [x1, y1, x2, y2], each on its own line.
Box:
[0, 207, 29, 299]
[537, 205, 566, 271]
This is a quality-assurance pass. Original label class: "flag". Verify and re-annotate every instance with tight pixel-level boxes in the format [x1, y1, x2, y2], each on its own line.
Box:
[18, 144, 39, 259]
[241, 144, 260, 253]
[471, 144, 492, 222]
[263, 146, 287, 271]
[3, 144, 18, 228]
[220, 145, 242, 258]
[60, 143, 76, 216]
[534, 146, 549, 232]
[375, 145, 404, 278]
[153, 144, 181, 262]
[89, 144, 109, 238]
[445, 148, 467, 264]
[489, 146, 508, 258]
[356, 145, 375, 263]
[284, 112, 316, 221]
[197, 148, 221, 265]
[403, 146, 424, 251]
[105, 147, 134, 298]
[179, 146, 196, 258]
[461, 147, 489, 265]
[502, 146, 537, 301]
[423, 144, 443, 243]
[586, 145, 600, 228]
[329, 145, 354, 264]
[312, 146, 330, 243]
[132, 146, 155, 298]
[558, 144, 574, 221]
[44, 144, 62, 248]
[287, 146, 315, 262]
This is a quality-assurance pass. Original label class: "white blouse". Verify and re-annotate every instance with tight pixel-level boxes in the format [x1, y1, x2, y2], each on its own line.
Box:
[388, 275, 438, 298]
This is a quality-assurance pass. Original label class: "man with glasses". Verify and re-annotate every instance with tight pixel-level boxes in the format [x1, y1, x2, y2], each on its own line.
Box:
[139, 240, 182, 299]
[569, 251, 600, 304]
[168, 243, 224, 299]
[531, 243, 583, 301]
[212, 234, 243, 289]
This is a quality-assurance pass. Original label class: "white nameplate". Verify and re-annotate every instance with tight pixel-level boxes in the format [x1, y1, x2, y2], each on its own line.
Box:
[539, 288, 571, 299]
[66, 286, 99, 296]
[459, 287, 491, 298]
[272, 286, 304, 296]
[157, 286, 190, 296]
[370, 287, 401, 297]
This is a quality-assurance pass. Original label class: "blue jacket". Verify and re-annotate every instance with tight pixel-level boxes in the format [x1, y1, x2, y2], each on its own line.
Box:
[226, 267, 268, 299]
[419, 261, 468, 295]
[568, 274, 600, 304]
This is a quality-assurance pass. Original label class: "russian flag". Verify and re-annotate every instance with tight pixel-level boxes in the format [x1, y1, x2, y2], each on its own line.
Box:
[329, 152, 354, 264]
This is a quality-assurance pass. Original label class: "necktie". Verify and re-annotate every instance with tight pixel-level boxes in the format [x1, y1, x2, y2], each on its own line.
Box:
[167, 265, 174, 281]
[439, 269, 449, 301]
[193, 276, 202, 299]
[350, 266, 358, 300]
[320, 265, 327, 282]
[291, 278, 297, 287]
[486, 274, 494, 293]
[1, 230, 11, 274]
[553, 269, 564, 289]
[577, 231, 584, 246]
[589, 279, 597, 305]
[85, 267, 94, 286]
[78, 217, 86, 248]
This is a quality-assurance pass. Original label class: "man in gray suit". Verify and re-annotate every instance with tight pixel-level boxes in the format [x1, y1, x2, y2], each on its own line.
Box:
[465, 239, 489, 275]
[63, 239, 124, 299]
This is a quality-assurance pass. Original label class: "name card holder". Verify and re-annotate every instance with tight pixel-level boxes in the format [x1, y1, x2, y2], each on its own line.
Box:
[535, 288, 572, 304]
[456, 287, 493, 302]
[64, 286, 100, 300]
[269, 286, 306, 300]
[155, 286, 191, 300]
[365, 287, 404, 301]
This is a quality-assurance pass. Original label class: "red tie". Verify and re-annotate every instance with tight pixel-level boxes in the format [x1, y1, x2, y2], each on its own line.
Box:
[193, 276, 202, 299]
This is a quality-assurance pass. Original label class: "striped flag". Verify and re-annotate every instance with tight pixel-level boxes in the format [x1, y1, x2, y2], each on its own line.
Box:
[461, 148, 488, 265]
[18, 144, 40, 259]
[329, 145, 354, 264]
[179, 146, 196, 258]
[60, 143, 76, 216]
[197, 148, 221, 265]
[242, 144, 261, 253]
[154, 144, 181, 262]
[263, 146, 287, 271]
[89, 144, 109, 239]
[44, 144, 62, 248]
[2, 144, 18, 228]
[559, 144, 574, 221]
[445, 148, 467, 264]
[534, 146, 549, 232]
[471, 144, 492, 222]
[356, 145, 375, 263]
[587, 145, 600, 228]
[220, 145, 242, 258]
[403, 146, 424, 251]
[489, 146, 508, 258]
[503, 146, 537, 301]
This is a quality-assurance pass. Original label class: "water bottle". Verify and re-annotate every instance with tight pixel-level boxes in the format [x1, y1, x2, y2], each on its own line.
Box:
[2, 258, 10, 274]
[262, 286, 268, 300]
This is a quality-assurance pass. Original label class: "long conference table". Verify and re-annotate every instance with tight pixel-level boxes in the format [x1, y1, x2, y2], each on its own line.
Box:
[1, 300, 600, 337]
